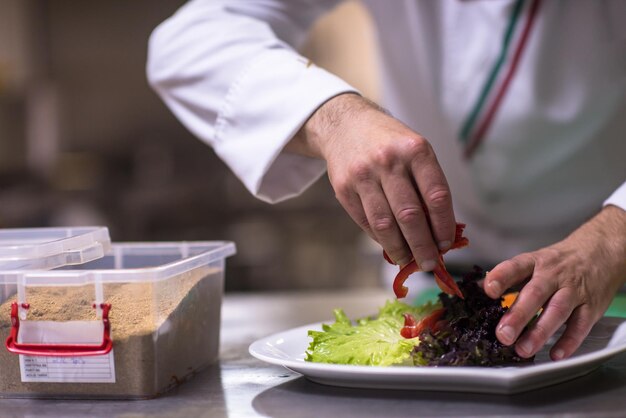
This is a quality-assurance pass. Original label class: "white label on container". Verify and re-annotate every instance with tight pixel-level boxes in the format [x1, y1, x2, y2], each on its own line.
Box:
[17, 320, 116, 383]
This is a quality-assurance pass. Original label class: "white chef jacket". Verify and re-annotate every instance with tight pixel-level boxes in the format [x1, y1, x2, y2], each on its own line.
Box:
[147, 0, 626, 264]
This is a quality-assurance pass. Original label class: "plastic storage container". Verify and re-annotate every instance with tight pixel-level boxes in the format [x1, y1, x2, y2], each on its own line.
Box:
[0, 241, 236, 399]
[0, 227, 111, 270]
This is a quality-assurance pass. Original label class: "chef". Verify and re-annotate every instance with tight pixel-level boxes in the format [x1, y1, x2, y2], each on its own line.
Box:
[146, 0, 626, 361]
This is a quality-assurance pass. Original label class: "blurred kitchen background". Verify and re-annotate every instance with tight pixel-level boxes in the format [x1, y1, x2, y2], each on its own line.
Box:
[0, 0, 386, 291]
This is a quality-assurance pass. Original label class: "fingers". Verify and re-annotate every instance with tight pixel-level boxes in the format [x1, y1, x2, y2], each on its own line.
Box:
[484, 254, 535, 298]
[487, 251, 597, 360]
[332, 135, 450, 269]
[513, 288, 577, 358]
[334, 187, 378, 244]
[380, 173, 439, 270]
[490, 255, 561, 350]
[345, 173, 413, 266]
[409, 140, 456, 250]
[361, 190, 412, 266]
[370, 135, 454, 270]
[549, 307, 595, 360]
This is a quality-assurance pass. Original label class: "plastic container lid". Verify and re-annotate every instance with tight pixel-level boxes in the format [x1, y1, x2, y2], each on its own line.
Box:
[0, 241, 236, 286]
[0, 227, 111, 270]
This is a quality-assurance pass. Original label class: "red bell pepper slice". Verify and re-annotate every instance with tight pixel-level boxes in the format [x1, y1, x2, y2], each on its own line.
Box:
[451, 223, 469, 250]
[385, 223, 468, 299]
[400, 308, 446, 338]
[433, 256, 464, 299]
[392, 260, 417, 299]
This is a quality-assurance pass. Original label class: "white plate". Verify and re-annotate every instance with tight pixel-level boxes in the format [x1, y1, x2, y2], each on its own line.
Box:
[249, 317, 626, 394]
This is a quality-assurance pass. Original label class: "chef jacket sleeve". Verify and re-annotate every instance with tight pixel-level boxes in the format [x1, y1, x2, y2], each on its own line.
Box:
[604, 181, 626, 212]
[146, 0, 357, 203]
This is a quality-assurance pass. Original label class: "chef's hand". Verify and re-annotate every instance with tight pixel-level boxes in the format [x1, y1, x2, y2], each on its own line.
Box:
[484, 205, 626, 361]
[286, 93, 456, 270]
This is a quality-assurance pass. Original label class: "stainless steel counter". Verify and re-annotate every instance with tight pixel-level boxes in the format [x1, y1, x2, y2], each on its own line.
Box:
[1, 289, 626, 417]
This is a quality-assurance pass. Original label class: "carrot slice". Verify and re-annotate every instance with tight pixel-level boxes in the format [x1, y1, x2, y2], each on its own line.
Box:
[501, 292, 518, 308]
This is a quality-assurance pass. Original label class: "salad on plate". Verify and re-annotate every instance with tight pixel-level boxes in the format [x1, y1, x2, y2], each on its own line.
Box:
[306, 221, 534, 368]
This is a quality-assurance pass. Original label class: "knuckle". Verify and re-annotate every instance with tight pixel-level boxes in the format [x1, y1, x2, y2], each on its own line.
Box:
[541, 247, 562, 261]
[371, 216, 395, 234]
[529, 322, 550, 344]
[502, 255, 531, 276]
[355, 216, 371, 231]
[523, 282, 547, 302]
[546, 299, 571, 320]
[395, 206, 423, 225]
[568, 315, 593, 336]
[424, 187, 452, 213]
[330, 169, 353, 194]
[371, 148, 397, 169]
[404, 135, 432, 160]
[499, 258, 519, 273]
[493, 260, 510, 276]
[513, 253, 533, 268]
[532, 248, 561, 270]
[333, 180, 352, 202]
[349, 162, 374, 184]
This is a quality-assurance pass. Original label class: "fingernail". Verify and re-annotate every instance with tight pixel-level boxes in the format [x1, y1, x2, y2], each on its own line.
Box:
[552, 348, 565, 361]
[420, 259, 437, 272]
[487, 280, 502, 296]
[438, 241, 451, 251]
[517, 339, 534, 357]
[498, 325, 515, 345]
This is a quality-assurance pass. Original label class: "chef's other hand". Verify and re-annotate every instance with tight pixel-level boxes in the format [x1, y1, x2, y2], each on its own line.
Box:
[286, 93, 456, 270]
[484, 205, 626, 361]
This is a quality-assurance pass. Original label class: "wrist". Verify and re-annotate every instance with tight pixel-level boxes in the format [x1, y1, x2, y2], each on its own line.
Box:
[578, 205, 626, 288]
[598, 204, 626, 255]
[285, 93, 376, 159]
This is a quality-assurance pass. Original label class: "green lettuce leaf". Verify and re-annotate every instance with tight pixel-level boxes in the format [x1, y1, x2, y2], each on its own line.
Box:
[305, 299, 440, 366]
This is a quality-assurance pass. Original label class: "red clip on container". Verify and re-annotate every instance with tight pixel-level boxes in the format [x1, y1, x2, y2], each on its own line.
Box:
[6, 301, 113, 357]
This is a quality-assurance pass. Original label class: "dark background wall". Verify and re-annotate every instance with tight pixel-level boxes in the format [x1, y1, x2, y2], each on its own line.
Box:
[0, 0, 384, 291]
